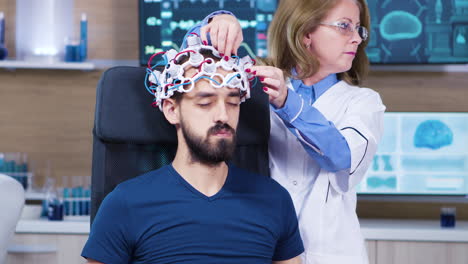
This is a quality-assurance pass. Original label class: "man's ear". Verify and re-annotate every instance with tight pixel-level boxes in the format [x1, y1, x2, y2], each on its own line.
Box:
[162, 98, 180, 125]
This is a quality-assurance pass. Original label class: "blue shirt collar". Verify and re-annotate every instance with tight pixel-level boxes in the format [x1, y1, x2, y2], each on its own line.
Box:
[290, 68, 338, 99]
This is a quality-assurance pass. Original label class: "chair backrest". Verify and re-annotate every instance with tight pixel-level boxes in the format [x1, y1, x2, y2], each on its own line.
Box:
[0, 174, 25, 263]
[91, 66, 270, 222]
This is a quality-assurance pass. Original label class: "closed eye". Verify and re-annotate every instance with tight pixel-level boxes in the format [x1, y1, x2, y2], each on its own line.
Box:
[227, 97, 241, 106]
[198, 103, 211, 107]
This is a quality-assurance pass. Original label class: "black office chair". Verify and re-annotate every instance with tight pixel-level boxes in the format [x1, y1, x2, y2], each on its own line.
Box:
[90, 66, 270, 222]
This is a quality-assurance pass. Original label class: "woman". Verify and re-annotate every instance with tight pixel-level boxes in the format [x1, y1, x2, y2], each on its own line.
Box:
[184, 0, 385, 263]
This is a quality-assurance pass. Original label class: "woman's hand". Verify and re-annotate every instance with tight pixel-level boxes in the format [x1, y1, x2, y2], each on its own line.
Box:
[200, 14, 243, 58]
[252, 66, 288, 109]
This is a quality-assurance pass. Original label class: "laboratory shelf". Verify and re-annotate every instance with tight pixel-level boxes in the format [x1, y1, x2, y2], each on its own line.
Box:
[16, 218, 90, 234]
[360, 219, 468, 242]
[0, 59, 139, 70]
[14, 218, 468, 242]
[370, 64, 468, 72]
[0, 59, 95, 70]
[24, 191, 46, 200]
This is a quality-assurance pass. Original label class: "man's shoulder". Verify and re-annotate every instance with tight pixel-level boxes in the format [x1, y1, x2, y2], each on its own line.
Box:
[229, 164, 289, 196]
[115, 165, 173, 193]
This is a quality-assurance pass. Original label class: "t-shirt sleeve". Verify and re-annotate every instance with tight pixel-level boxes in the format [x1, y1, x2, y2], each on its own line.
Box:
[81, 187, 133, 264]
[273, 189, 304, 261]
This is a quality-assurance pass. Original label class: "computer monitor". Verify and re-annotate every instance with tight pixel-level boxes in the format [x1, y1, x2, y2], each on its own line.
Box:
[357, 112, 468, 196]
[366, 0, 468, 64]
[139, 0, 468, 65]
[139, 0, 277, 66]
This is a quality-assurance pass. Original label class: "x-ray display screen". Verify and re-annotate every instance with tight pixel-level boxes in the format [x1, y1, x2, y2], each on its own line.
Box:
[366, 0, 468, 64]
[357, 113, 468, 195]
[139, 0, 277, 65]
[139, 0, 468, 65]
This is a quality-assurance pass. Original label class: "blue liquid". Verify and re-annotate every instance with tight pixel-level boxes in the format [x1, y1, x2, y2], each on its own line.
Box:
[48, 202, 64, 221]
[63, 188, 70, 216]
[0, 44, 7, 60]
[65, 45, 80, 62]
[440, 214, 456, 227]
[0, 14, 7, 60]
[80, 198, 85, 215]
[80, 15, 87, 61]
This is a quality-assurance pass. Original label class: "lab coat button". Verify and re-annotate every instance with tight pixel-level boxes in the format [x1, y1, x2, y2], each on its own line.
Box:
[293, 180, 297, 185]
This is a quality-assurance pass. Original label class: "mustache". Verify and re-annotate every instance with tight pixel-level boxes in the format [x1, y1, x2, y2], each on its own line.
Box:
[208, 123, 235, 135]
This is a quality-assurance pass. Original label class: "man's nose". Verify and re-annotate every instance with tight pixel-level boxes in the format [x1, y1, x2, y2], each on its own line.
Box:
[214, 102, 229, 123]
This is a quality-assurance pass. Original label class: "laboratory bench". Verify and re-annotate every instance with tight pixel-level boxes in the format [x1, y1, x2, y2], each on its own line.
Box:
[6, 219, 468, 264]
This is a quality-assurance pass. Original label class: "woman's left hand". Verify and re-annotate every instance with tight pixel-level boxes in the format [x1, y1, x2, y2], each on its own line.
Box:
[200, 14, 243, 58]
[252, 65, 288, 109]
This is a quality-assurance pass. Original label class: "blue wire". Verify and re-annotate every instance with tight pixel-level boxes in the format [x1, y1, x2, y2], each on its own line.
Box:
[148, 57, 166, 71]
[144, 60, 165, 95]
[226, 73, 241, 84]
[168, 75, 221, 92]
[195, 76, 221, 85]
[144, 69, 155, 95]
[231, 55, 240, 65]
[168, 80, 192, 91]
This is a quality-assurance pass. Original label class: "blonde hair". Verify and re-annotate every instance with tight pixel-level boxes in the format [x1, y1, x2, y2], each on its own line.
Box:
[266, 0, 370, 86]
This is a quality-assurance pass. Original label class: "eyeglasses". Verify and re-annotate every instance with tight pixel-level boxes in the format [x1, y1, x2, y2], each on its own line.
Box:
[319, 20, 368, 41]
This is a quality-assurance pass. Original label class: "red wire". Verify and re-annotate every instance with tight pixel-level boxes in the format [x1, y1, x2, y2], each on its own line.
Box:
[198, 59, 212, 71]
[190, 32, 199, 37]
[147, 51, 166, 68]
[174, 50, 196, 61]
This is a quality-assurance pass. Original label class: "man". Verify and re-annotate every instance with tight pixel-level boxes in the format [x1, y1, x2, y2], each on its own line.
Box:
[81, 36, 304, 264]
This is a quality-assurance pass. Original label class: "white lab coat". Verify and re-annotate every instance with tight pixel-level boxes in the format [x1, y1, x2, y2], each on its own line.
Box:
[269, 80, 385, 264]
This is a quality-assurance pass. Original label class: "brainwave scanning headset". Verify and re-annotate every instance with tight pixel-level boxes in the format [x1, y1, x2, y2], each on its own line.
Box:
[145, 34, 257, 111]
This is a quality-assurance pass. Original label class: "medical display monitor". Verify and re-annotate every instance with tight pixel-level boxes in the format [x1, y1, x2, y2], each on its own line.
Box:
[139, 0, 277, 66]
[139, 0, 468, 65]
[356, 112, 468, 196]
[367, 0, 468, 63]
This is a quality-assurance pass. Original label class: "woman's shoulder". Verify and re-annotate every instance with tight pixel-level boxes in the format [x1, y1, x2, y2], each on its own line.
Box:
[335, 80, 377, 94]
[332, 81, 382, 102]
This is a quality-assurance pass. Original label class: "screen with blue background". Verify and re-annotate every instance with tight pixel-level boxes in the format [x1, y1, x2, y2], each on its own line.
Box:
[139, 0, 468, 65]
[367, 0, 468, 64]
[356, 113, 468, 195]
[139, 0, 276, 65]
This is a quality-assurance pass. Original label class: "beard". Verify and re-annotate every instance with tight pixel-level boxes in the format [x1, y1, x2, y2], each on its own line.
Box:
[181, 121, 237, 166]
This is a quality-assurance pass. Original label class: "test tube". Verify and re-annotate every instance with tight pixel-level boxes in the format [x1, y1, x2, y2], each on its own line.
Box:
[84, 176, 91, 216]
[440, 207, 456, 228]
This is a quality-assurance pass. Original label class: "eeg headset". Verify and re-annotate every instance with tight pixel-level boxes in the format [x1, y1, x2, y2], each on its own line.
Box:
[145, 34, 257, 110]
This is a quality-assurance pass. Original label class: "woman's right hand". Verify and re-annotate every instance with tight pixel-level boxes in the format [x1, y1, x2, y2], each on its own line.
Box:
[252, 65, 289, 109]
[200, 14, 243, 58]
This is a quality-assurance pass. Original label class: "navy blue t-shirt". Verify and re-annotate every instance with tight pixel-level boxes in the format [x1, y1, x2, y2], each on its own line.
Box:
[82, 164, 303, 264]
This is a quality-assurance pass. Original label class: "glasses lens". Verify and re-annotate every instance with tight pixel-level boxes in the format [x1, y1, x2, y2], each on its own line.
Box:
[358, 26, 368, 41]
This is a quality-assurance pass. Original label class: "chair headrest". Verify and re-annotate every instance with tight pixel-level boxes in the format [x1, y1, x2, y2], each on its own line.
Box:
[94, 66, 270, 145]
